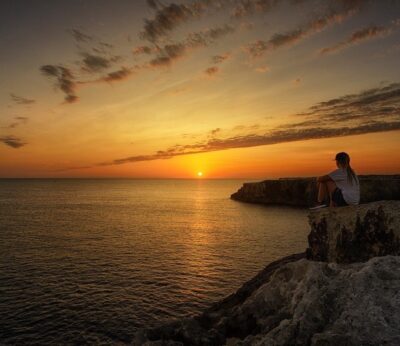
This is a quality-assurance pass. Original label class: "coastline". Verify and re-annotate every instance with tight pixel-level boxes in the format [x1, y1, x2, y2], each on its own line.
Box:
[231, 175, 400, 207]
[134, 183, 400, 345]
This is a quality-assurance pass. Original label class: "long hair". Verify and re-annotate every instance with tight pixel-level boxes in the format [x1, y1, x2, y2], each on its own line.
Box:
[335, 152, 358, 185]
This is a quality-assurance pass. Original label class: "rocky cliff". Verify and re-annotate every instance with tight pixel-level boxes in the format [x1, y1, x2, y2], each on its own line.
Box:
[307, 200, 400, 263]
[231, 175, 400, 207]
[133, 201, 400, 345]
[134, 255, 400, 345]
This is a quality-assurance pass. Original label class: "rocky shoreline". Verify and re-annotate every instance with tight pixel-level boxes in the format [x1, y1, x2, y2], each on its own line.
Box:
[231, 175, 400, 207]
[133, 195, 400, 345]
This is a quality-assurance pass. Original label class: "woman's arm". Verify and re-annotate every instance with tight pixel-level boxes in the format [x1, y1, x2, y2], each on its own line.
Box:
[317, 175, 333, 183]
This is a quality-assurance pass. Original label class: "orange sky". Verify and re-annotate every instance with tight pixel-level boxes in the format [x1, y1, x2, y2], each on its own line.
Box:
[1, 0, 399, 178]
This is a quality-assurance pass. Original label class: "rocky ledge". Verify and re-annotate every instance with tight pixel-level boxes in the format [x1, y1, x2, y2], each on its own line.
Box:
[231, 175, 400, 207]
[307, 200, 400, 263]
[133, 201, 400, 345]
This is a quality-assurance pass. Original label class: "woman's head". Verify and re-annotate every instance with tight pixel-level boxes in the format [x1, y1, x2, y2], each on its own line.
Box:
[335, 152, 350, 168]
[335, 152, 358, 184]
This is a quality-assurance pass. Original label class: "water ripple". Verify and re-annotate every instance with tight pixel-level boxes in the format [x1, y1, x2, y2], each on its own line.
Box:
[0, 179, 309, 344]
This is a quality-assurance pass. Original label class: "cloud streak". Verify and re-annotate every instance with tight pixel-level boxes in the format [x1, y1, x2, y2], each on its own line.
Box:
[60, 82, 400, 170]
[10, 93, 35, 105]
[93, 121, 400, 167]
[204, 66, 219, 76]
[41, 19, 235, 102]
[140, 2, 198, 42]
[145, 24, 235, 68]
[99, 67, 134, 82]
[140, 0, 234, 42]
[243, 1, 364, 58]
[40, 65, 78, 103]
[7, 116, 28, 129]
[0, 135, 27, 149]
[81, 53, 120, 72]
[211, 53, 231, 64]
[320, 25, 392, 55]
[296, 82, 400, 122]
[69, 29, 93, 43]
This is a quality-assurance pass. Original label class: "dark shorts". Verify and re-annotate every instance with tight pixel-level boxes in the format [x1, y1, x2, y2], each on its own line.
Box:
[332, 188, 348, 207]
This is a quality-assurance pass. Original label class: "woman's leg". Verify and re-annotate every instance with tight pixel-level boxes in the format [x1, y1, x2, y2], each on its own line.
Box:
[317, 181, 328, 204]
[318, 180, 337, 206]
[326, 180, 337, 206]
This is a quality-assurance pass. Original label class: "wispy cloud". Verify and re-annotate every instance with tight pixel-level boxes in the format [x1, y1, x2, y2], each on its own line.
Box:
[6, 116, 28, 129]
[210, 128, 222, 137]
[145, 24, 235, 68]
[92, 121, 400, 168]
[40, 65, 78, 103]
[60, 81, 400, 169]
[133, 45, 158, 55]
[80, 53, 121, 73]
[10, 93, 35, 105]
[295, 82, 400, 123]
[204, 66, 219, 77]
[320, 25, 392, 55]
[211, 53, 231, 64]
[0, 135, 27, 149]
[41, 19, 235, 102]
[230, 0, 281, 18]
[140, 0, 233, 42]
[69, 28, 93, 43]
[140, 2, 198, 42]
[99, 67, 134, 82]
[148, 42, 187, 67]
[39, 0, 375, 103]
[41, 27, 134, 102]
[243, 1, 364, 58]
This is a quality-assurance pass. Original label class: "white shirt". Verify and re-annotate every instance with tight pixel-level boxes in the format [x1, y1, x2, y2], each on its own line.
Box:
[328, 168, 360, 205]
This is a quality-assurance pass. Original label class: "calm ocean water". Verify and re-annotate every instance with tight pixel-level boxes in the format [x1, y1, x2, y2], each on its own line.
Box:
[0, 179, 309, 344]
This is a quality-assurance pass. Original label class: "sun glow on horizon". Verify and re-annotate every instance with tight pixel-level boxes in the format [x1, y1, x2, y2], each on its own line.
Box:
[197, 171, 203, 177]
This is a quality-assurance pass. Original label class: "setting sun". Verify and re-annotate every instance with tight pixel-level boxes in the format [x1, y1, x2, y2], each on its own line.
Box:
[197, 172, 203, 177]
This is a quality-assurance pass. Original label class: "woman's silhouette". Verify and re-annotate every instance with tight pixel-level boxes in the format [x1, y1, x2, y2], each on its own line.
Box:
[314, 152, 360, 208]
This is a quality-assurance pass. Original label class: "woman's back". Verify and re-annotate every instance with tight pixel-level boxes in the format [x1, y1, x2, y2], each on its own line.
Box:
[328, 167, 360, 205]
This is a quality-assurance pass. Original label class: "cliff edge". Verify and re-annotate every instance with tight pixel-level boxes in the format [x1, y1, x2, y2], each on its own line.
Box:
[231, 175, 400, 207]
[307, 200, 400, 263]
[133, 201, 400, 345]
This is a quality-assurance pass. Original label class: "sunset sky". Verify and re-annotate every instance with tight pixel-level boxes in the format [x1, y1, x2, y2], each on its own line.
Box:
[1, 0, 399, 178]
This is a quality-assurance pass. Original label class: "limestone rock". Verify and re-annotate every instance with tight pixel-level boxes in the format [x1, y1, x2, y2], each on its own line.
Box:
[231, 175, 400, 207]
[133, 255, 400, 345]
[307, 200, 400, 263]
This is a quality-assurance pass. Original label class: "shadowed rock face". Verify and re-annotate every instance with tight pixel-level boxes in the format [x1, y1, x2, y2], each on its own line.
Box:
[133, 255, 400, 345]
[231, 175, 400, 207]
[307, 200, 400, 263]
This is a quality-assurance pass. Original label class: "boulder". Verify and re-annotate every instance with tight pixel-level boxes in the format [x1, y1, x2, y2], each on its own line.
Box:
[231, 175, 400, 207]
[307, 200, 400, 263]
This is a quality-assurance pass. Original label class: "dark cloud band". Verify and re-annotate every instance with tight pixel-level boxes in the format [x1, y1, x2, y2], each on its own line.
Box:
[61, 82, 399, 170]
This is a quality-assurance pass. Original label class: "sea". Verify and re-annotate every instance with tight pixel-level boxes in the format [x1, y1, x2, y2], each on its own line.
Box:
[0, 179, 310, 344]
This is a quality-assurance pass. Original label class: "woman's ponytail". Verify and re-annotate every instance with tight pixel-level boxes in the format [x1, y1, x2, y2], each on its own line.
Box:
[335, 152, 358, 185]
[346, 165, 357, 185]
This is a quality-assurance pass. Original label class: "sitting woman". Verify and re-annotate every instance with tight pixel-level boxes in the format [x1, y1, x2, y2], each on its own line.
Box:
[315, 152, 360, 208]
